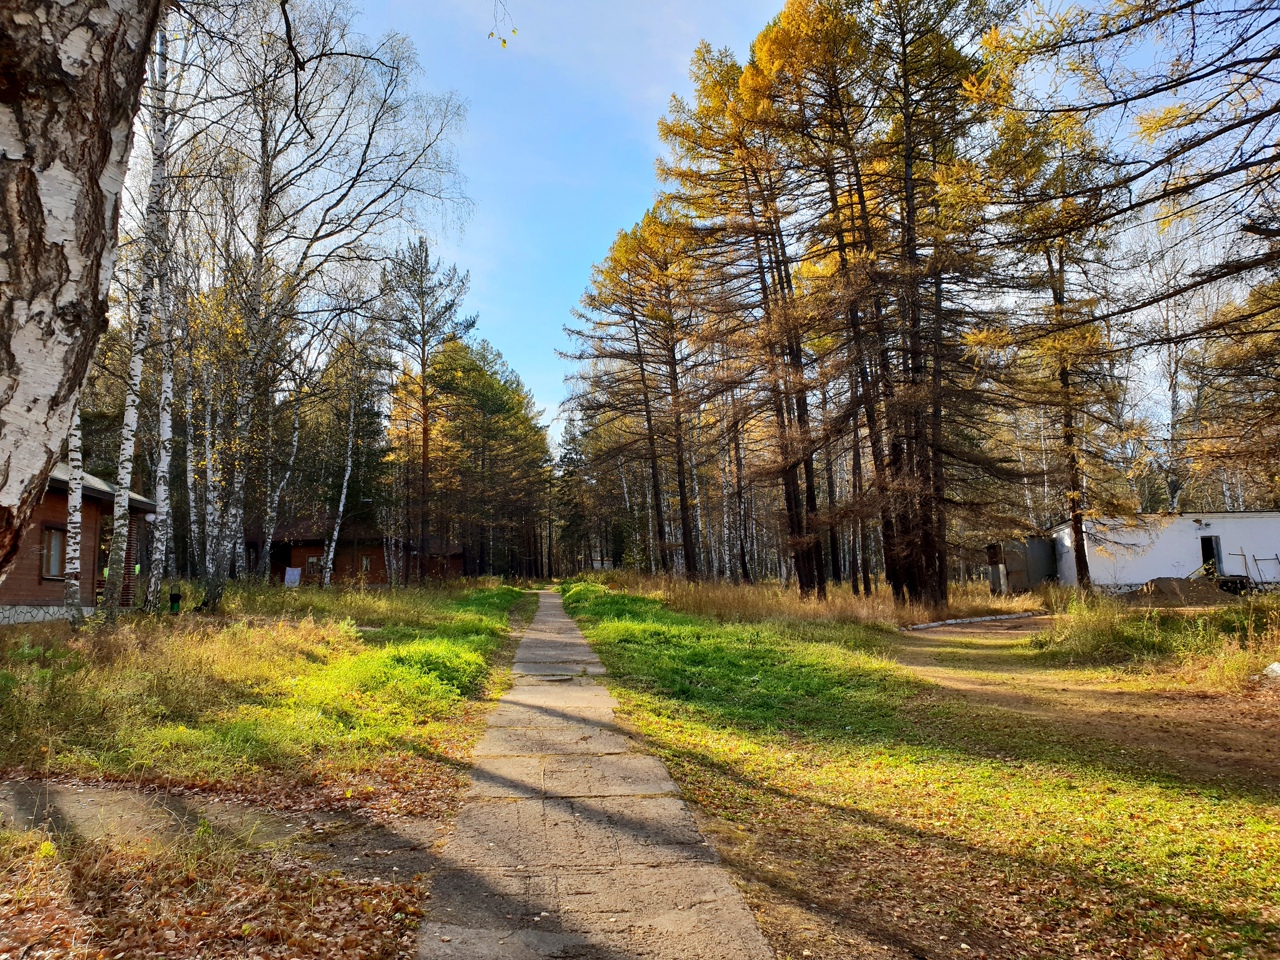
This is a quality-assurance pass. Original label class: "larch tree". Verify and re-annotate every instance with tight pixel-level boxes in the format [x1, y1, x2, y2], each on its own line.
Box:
[380, 237, 475, 581]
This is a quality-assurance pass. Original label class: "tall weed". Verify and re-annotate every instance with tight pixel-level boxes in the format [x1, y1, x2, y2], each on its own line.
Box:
[1031, 594, 1280, 687]
[572, 572, 1044, 627]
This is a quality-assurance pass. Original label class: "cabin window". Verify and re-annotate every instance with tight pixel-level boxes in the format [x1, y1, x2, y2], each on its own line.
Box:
[306, 555, 321, 576]
[1200, 535, 1223, 575]
[361, 555, 371, 573]
[42, 528, 66, 579]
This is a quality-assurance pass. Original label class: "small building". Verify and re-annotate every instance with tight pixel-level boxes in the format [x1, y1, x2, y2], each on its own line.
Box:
[0, 464, 156, 623]
[1052, 513, 1280, 591]
[986, 537, 1058, 594]
[261, 516, 390, 586]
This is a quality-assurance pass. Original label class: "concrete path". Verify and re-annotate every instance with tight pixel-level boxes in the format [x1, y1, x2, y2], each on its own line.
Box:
[419, 591, 774, 960]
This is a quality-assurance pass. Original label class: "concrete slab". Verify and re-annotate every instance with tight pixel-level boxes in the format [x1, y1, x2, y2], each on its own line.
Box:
[467, 754, 674, 800]
[441, 797, 711, 869]
[503, 685, 617, 710]
[420, 590, 773, 960]
[0, 781, 294, 848]
[486, 703, 618, 730]
[512, 660, 607, 676]
[512, 641, 602, 663]
[474, 724, 632, 758]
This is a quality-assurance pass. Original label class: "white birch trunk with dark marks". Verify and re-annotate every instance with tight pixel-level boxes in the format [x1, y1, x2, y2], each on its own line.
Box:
[322, 395, 356, 589]
[0, 0, 163, 581]
[257, 395, 301, 580]
[183, 358, 201, 577]
[64, 403, 84, 619]
[101, 307, 149, 614]
[145, 293, 173, 609]
[103, 16, 172, 614]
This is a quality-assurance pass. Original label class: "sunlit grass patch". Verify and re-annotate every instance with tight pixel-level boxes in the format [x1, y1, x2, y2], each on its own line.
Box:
[1030, 594, 1280, 690]
[564, 582, 1280, 958]
[221, 580, 522, 628]
[0, 586, 532, 794]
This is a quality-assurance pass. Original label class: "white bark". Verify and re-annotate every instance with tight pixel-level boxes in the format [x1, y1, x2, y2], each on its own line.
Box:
[65, 404, 84, 620]
[322, 395, 357, 588]
[257, 395, 302, 580]
[102, 304, 151, 614]
[105, 14, 174, 615]
[184, 358, 202, 577]
[146, 294, 174, 610]
[0, 1, 164, 580]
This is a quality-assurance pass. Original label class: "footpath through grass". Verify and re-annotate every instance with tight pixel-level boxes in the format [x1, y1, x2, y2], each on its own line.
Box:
[562, 581, 1280, 960]
[0, 583, 534, 960]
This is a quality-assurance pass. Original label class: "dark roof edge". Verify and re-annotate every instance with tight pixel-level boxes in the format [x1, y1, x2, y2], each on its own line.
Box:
[46, 463, 158, 512]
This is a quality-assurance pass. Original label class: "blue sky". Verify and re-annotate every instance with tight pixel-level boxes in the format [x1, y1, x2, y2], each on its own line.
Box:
[357, 0, 779, 437]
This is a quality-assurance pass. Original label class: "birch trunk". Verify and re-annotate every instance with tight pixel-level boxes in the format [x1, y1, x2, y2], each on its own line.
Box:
[0, 0, 164, 580]
[65, 404, 84, 621]
[101, 304, 151, 615]
[257, 397, 301, 580]
[145, 296, 173, 610]
[322, 396, 357, 588]
[107, 16, 171, 615]
[184, 365, 202, 577]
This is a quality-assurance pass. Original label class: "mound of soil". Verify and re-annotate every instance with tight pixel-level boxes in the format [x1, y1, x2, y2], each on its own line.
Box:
[1122, 577, 1232, 606]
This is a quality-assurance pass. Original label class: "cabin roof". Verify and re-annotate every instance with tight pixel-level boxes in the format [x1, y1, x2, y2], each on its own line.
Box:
[46, 463, 158, 513]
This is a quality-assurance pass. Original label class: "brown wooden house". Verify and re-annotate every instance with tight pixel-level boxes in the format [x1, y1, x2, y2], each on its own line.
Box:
[0, 464, 156, 622]
[259, 516, 464, 586]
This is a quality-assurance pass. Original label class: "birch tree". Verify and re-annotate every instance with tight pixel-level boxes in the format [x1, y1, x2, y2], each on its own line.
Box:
[0, 0, 164, 579]
[65, 405, 85, 621]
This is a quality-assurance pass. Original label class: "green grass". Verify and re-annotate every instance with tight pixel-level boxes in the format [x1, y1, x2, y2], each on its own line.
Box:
[0, 585, 534, 788]
[1030, 594, 1280, 688]
[561, 581, 1280, 959]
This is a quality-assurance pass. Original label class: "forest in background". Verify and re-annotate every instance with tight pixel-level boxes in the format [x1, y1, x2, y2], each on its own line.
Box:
[558, 0, 1280, 603]
[72, 0, 552, 614]
[56, 0, 1280, 612]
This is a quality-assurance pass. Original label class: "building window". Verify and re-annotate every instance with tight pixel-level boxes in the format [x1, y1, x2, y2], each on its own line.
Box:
[306, 555, 321, 576]
[42, 527, 66, 579]
[361, 555, 371, 573]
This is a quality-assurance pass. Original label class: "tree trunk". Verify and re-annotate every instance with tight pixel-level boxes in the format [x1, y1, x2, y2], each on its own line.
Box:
[633, 324, 669, 574]
[102, 304, 151, 616]
[732, 410, 752, 584]
[145, 291, 173, 610]
[184, 364, 202, 578]
[257, 395, 301, 580]
[322, 395, 357, 588]
[65, 404, 84, 620]
[1061, 363, 1091, 588]
[0, 0, 164, 582]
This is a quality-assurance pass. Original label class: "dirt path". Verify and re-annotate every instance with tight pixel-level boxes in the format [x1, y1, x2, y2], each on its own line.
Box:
[898, 618, 1280, 792]
[417, 590, 773, 960]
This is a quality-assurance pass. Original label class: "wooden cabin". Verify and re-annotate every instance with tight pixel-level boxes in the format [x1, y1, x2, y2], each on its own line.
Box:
[0, 464, 156, 622]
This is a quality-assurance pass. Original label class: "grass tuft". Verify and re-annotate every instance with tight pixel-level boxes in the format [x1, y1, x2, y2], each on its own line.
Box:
[1030, 594, 1280, 688]
[571, 571, 1046, 627]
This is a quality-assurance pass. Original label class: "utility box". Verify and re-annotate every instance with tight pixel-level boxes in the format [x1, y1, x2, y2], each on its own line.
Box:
[987, 537, 1058, 594]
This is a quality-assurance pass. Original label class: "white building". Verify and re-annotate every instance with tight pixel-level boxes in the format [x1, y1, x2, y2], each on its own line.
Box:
[1051, 513, 1280, 590]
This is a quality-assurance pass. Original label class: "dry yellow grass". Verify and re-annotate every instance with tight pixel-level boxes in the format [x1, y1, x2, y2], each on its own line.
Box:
[594, 572, 1046, 627]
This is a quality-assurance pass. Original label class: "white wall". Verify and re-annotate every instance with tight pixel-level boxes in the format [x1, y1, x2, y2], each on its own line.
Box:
[1054, 515, 1280, 588]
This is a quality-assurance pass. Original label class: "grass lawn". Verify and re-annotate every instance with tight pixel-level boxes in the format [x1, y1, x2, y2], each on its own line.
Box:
[561, 581, 1280, 960]
[0, 583, 535, 960]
